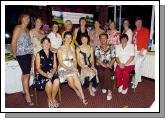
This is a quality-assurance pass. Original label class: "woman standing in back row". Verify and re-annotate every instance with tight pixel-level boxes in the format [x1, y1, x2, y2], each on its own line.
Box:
[11, 12, 34, 106]
[89, 20, 104, 48]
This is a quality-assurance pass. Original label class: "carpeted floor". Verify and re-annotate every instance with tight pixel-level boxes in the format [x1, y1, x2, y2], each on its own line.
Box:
[5, 78, 155, 108]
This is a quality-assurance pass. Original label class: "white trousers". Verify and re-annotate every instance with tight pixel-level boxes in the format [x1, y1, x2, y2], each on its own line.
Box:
[134, 49, 147, 85]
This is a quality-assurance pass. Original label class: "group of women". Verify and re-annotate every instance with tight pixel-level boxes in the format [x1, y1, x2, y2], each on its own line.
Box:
[11, 11, 149, 108]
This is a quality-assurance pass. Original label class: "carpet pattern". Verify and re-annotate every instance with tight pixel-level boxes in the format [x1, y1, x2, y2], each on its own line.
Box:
[5, 78, 155, 108]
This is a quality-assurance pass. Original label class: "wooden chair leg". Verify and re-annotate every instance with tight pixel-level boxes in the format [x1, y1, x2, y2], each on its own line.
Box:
[34, 88, 38, 106]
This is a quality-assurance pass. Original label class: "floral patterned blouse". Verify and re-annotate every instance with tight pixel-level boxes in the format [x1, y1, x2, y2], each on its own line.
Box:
[107, 29, 120, 48]
[95, 45, 115, 64]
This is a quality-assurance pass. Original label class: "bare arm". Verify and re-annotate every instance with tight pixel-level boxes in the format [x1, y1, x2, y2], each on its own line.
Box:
[36, 53, 48, 78]
[71, 47, 77, 68]
[97, 59, 106, 68]
[76, 47, 85, 69]
[90, 47, 95, 67]
[74, 28, 79, 47]
[11, 26, 21, 58]
[108, 58, 115, 67]
[29, 29, 33, 39]
[116, 57, 121, 65]
[51, 53, 57, 75]
[125, 56, 134, 66]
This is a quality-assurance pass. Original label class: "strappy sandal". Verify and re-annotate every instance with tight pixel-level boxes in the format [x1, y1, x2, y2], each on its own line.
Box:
[80, 98, 88, 105]
[52, 100, 59, 108]
[48, 101, 54, 108]
[22, 93, 34, 106]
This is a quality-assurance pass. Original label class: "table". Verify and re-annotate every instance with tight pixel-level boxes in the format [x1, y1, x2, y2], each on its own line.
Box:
[5, 60, 34, 94]
[5, 44, 34, 94]
[141, 52, 155, 79]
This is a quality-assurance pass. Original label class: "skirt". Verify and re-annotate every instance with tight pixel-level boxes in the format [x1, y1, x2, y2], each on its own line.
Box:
[16, 54, 32, 75]
[33, 72, 59, 90]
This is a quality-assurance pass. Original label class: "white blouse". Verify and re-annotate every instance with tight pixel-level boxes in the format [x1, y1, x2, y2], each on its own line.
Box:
[116, 44, 135, 66]
[123, 28, 132, 44]
[47, 32, 62, 49]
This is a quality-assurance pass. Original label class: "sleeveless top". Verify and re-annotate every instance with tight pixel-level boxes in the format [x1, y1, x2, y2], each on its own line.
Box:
[79, 46, 91, 67]
[39, 49, 54, 73]
[16, 31, 34, 56]
[76, 28, 89, 46]
[60, 46, 74, 68]
[31, 31, 44, 55]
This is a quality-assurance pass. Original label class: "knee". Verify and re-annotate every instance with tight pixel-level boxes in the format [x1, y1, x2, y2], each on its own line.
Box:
[68, 79, 75, 88]
[45, 81, 53, 88]
[53, 79, 60, 87]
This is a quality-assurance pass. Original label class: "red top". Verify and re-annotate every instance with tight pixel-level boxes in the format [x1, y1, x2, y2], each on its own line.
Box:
[132, 27, 150, 51]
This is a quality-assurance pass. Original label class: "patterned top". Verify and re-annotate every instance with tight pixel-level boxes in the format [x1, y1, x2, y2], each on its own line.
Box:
[79, 46, 91, 67]
[107, 29, 120, 48]
[39, 49, 54, 73]
[31, 32, 45, 55]
[16, 31, 34, 56]
[95, 45, 115, 64]
[89, 28, 105, 48]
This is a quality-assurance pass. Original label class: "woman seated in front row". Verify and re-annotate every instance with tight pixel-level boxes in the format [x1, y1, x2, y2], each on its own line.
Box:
[95, 33, 115, 101]
[35, 37, 60, 108]
[57, 31, 88, 105]
[76, 34, 99, 96]
[115, 34, 135, 94]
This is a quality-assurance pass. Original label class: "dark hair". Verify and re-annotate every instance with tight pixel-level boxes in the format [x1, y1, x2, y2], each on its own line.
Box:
[123, 18, 130, 23]
[50, 21, 59, 32]
[120, 34, 129, 42]
[63, 31, 73, 39]
[51, 21, 59, 28]
[35, 17, 43, 22]
[41, 36, 51, 44]
[79, 17, 86, 23]
[99, 33, 108, 39]
[135, 17, 143, 22]
[81, 33, 90, 44]
[94, 20, 101, 25]
[18, 11, 30, 23]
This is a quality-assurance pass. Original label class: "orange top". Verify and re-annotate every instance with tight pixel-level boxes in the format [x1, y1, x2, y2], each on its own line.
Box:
[132, 27, 150, 51]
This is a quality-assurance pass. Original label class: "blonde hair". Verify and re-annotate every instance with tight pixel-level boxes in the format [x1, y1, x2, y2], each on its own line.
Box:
[64, 20, 73, 27]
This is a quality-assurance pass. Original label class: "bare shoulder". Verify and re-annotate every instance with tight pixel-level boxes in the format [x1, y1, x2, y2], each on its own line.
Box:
[29, 28, 35, 33]
[58, 46, 62, 52]
[14, 25, 22, 32]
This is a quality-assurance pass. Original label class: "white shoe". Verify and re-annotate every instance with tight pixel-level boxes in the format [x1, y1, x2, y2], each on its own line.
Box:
[118, 85, 123, 93]
[131, 84, 137, 88]
[102, 89, 107, 94]
[138, 80, 142, 83]
[122, 88, 128, 94]
[107, 94, 112, 100]
[92, 87, 96, 92]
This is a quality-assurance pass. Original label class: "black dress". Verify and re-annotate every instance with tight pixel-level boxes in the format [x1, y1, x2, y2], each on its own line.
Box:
[34, 49, 59, 90]
[76, 28, 89, 46]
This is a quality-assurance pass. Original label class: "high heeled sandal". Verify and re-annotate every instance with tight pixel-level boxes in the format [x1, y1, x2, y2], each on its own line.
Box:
[52, 100, 59, 108]
[22, 93, 34, 106]
[48, 101, 54, 108]
[80, 98, 88, 105]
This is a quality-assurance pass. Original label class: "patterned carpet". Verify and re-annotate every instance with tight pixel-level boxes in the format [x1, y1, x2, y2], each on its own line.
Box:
[5, 78, 155, 108]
